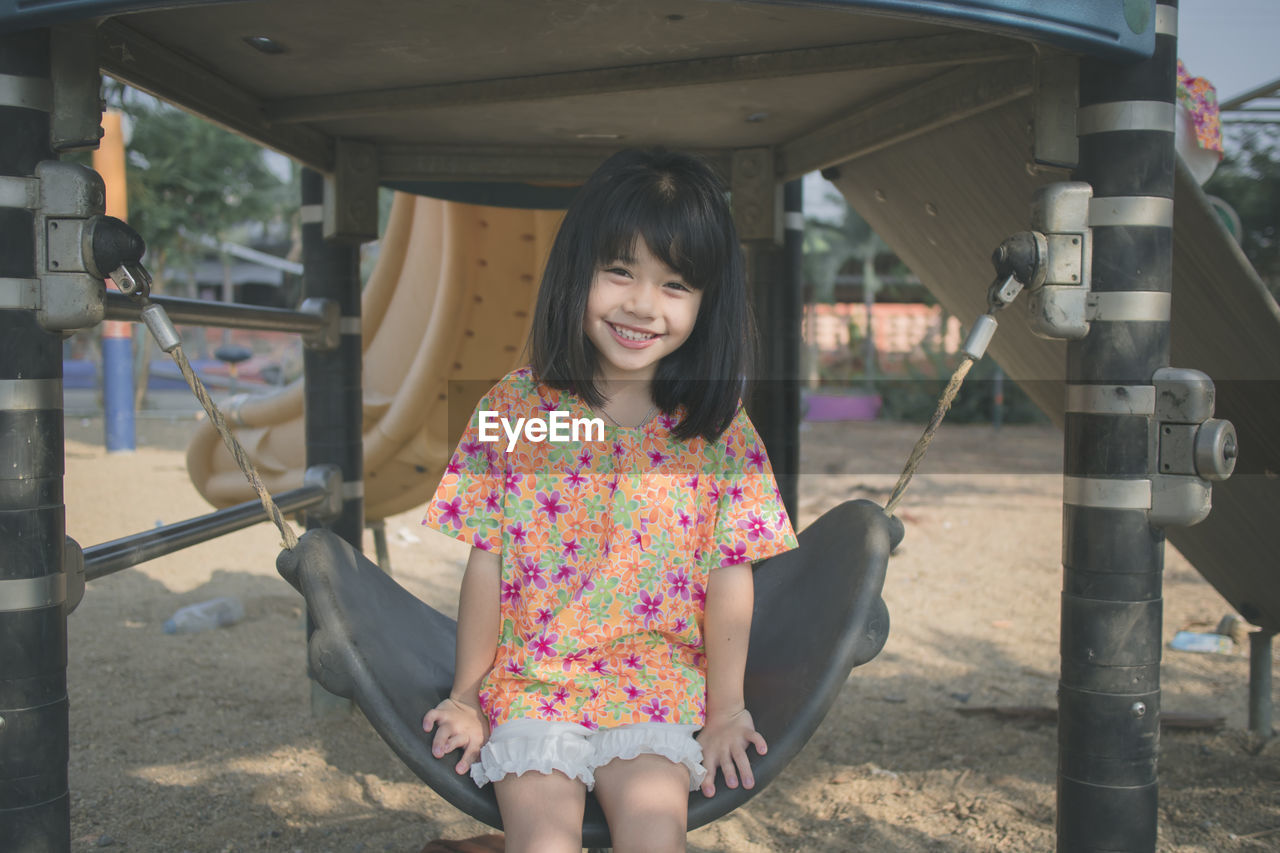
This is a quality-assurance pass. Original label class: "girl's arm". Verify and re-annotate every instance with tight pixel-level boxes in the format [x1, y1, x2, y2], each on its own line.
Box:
[696, 561, 766, 797]
[423, 545, 501, 774]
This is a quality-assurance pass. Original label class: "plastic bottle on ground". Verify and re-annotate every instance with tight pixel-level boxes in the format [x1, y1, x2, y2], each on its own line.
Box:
[163, 596, 245, 634]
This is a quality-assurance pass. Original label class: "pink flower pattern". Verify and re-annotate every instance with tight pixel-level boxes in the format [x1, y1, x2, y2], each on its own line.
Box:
[422, 368, 797, 730]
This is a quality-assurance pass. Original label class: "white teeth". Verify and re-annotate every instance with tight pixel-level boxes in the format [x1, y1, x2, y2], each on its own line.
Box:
[611, 324, 656, 342]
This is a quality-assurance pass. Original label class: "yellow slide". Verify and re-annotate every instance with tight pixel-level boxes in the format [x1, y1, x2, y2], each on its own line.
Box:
[185, 194, 564, 520]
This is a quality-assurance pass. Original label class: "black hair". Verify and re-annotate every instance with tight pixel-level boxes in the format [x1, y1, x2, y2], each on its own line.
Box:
[529, 148, 754, 443]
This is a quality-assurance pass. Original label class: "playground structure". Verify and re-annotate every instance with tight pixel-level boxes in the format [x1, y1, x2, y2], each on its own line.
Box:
[1, 1, 1274, 851]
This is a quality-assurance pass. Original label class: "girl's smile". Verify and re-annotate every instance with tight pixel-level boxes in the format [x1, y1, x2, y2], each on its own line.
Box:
[584, 237, 702, 386]
[605, 321, 659, 348]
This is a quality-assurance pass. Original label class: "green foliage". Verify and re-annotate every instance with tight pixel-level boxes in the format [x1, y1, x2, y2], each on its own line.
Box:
[120, 95, 292, 290]
[1203, 130, 1280, 300]
[874, 336, 1047, 425]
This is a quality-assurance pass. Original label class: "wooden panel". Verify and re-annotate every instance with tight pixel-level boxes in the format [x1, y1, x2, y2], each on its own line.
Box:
[830, 101, 1280, 632]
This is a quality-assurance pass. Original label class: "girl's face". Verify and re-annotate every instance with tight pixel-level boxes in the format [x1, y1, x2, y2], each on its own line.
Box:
[584, 236, 703, 388]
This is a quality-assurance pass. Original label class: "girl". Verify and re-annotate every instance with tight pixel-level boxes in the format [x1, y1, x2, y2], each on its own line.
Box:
[421, 148, 797, 853]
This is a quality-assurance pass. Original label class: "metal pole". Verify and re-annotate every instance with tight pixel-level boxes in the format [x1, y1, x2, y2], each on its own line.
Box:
[101, 321, 135, 451]
[83, 484, 331, 581]
[1248, 631, 1274, 738]
[300, 168, 363, 716]
[1059, 3, 1176, 851]
[104, 291, 331, 336]
[0, 28, 71, 852]
[780, 178, 803, 518]
[369, 519, 392, 575]
[745, 178, 802, 523]
[95, 112, 135, 453]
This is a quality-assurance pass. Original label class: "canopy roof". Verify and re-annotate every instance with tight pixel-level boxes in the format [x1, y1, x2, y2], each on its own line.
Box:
[4, 1, 1154, 198]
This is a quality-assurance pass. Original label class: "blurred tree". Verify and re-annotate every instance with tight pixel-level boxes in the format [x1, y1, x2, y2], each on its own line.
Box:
[804, 184, 890, 384]
[1203, 128, 1280, 300]
[122, 98, 292, 296]
[103, 84, 294, 404]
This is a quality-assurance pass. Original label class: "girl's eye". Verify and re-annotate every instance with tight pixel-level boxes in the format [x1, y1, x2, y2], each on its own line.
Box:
[665, 281, 691, 292]
[605, 267, 631, 278]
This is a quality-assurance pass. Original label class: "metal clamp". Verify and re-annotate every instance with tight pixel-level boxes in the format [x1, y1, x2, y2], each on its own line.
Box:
[1024, 182, 1093, 340]
[65, 536, 85, 614]
[19, 161, 157, 329]
[141, 303, 182, 353]
[299, 297, 341, 351]
[969, 182, 1094, 356]
[302, 464, 345, 525]
[33, 160, 108, 330]
[1149, 367, 1237, 527]
[83, 214, 152, 299]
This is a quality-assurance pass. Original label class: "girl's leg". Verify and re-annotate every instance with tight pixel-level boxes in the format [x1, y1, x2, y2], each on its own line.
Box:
[493, 770, 586, 853]
[593, 755, 690, 853]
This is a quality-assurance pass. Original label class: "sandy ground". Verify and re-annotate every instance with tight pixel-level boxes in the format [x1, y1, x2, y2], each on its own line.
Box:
[60, 414, 1279, 852]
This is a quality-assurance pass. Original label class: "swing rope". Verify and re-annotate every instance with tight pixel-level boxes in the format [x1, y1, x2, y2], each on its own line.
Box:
[141, 302, 299, 550]
[882, 354, 976, 517]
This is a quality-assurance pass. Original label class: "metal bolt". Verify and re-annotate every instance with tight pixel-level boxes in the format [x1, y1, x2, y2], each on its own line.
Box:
[924, 202, 938, 217]
[1130, 701, 1147, 718]
[874, 189, 887, 202]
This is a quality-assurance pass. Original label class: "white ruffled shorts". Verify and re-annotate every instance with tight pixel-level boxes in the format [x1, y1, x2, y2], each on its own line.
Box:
[470, 718, 707, 792]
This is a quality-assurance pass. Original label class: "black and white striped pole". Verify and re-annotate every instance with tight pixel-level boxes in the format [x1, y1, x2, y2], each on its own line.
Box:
[1058, 2, 1232, 849]
[0, 29, 71, 852]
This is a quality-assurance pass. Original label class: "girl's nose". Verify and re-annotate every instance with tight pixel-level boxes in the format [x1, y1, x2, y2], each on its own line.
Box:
[623, 280, 657, 318]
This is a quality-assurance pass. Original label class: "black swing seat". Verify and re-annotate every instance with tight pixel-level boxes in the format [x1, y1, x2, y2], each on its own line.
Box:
[276, 499, 901, 848]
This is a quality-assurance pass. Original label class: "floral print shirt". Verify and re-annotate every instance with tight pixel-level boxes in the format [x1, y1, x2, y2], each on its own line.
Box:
[422, 368, 798, 731]
[1177, 59, 1223, 156]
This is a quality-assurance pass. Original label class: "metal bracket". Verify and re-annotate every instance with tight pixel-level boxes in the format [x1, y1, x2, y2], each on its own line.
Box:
[298, 297, 341, 351]
[1149, 367, 1237, 527]
[50, 24, 104, 152]
[302, 464, 345, 525]
[979, 182, 1092, 343]
[65, 536, 85, 614]
[323, 138, 379, 244]
[33, 160, 107, 330]
[1024, 181, 1092, 340]
[1032, 51, 1079, 171]
[731, 147, 779, 243]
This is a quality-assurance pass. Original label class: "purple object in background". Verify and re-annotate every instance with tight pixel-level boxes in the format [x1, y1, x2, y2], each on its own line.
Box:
[803, 391, 882, 422]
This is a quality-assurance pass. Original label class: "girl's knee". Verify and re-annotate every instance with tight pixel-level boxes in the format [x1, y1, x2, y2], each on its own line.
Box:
[594, 755, 690, 851]
[608, 813, 687, 853]
[494, 770, 586, 853]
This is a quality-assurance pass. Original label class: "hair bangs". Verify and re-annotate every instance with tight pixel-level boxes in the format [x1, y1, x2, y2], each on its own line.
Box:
[590, 172, 728, 293]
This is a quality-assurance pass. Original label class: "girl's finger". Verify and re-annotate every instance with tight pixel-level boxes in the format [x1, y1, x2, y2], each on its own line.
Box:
[700, 755, 719, 797]
[748, 731, 767, 755]
[721, 759, 739, 789]
[729, 743, 750, 784]
[459, 742, 481, 774]
[733, 747, 755, 789]
[422, 711, 438, 732]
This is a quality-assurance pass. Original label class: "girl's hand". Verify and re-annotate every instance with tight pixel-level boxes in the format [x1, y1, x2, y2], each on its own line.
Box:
[695, 706, 767, 797]
[422, 696, 489, 775]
